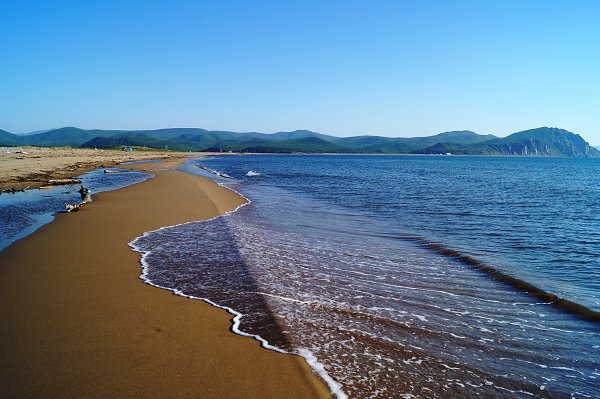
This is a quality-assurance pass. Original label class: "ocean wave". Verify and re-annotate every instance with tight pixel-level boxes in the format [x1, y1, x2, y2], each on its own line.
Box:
[127, 175, 347, 399]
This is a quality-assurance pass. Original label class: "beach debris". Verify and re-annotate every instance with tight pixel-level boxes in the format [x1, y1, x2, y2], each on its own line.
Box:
[1, 186, 28, 194]
[65, 186, 92, 212]
[48, 178, 81, 186]
[103, 169, 120, 174]
[78, 184, 90, 197]
[65, 203, 81, 212]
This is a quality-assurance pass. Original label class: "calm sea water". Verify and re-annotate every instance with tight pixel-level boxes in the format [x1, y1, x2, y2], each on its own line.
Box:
[0, 167, 151, 252]
[132, 155, 598, 398]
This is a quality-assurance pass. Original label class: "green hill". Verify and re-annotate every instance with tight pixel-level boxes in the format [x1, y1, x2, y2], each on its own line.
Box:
[411, 142, 471, 155]
[223, 137, 349, 153]
[333, 136, 412, 153]
[3, 125, 597, 157]
[481, 128, 596, 157]
[82, 134, 196, 151]
[5, 126, 501, 153]
[0, 129, 24, 146]
[21, 127, 122, 147]
[413, 128, 599, 157]
[332, 130, 498, 154]
[403, 130, 497, 147]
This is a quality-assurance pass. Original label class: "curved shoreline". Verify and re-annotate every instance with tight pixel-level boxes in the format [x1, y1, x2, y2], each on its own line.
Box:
[127, 185, 348, 399]
[0, 159, 330, 398]
[131, 159, 346, 398]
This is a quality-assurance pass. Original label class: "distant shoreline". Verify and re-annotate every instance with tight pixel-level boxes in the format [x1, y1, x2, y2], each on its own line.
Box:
[2, 147, 595, 192]
[0, 147, 193, 191]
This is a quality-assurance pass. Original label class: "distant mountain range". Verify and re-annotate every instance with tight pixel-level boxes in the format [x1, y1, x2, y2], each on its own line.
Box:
[1, 126, 598, 158]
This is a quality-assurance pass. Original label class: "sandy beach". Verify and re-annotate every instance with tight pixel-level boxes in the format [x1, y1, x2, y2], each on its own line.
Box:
[0, 146, 192, 191]
[0, 158, 330, 398]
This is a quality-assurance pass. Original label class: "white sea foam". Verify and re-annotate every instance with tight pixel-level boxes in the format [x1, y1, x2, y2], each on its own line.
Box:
[128, 164, 347, 399]
[448, 332, 467, 339]
[258, 292, 315, 305]
[125, 157, 600, 398]
[297, 348, 348, 399]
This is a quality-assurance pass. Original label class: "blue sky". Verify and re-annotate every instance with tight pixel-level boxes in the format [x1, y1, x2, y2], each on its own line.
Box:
[1, 1, 599, 144]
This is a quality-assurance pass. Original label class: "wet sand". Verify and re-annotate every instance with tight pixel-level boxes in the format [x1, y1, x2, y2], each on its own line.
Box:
[0, 159, 330, 398]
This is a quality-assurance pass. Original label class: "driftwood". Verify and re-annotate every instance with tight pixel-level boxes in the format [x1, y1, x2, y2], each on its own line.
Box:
[65, 185, 91, 212]
[48, 178, 81, 186]
[65, 203, 81, 212]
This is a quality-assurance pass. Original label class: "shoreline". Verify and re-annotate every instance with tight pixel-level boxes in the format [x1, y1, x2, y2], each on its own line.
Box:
[0, 146, 194, 191]
[0, 159, 331, 398]
[128, 183, 348, 399]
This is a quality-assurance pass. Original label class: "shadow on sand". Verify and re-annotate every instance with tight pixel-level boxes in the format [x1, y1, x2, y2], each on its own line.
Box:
[135, 211, 294, 351]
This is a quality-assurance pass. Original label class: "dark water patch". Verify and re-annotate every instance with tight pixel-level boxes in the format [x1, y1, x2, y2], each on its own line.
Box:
[421, 241, 600, 324]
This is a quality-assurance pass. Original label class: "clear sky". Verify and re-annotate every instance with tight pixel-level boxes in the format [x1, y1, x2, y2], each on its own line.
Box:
[1, 1, 599, 144]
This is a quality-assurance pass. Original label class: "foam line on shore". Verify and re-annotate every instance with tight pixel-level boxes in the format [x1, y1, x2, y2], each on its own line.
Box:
[128, 165, 347, 399]
[298, 349, 348, 399]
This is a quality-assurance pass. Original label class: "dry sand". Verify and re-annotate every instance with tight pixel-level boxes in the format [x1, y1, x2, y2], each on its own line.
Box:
[0, 159, 330, 398]
[0, 146, 193, 191]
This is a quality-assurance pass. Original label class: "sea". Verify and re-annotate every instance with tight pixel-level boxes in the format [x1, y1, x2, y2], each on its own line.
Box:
[130, 155, 600, 399]
[2, 155, 599, 398]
